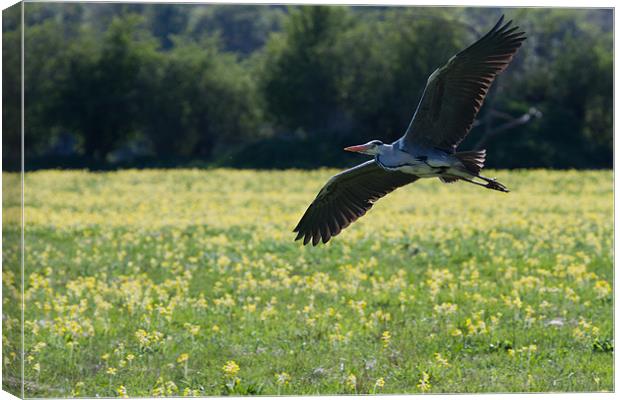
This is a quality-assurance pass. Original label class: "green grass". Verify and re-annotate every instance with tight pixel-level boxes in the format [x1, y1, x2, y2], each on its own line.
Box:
[2, 169, 613, 396]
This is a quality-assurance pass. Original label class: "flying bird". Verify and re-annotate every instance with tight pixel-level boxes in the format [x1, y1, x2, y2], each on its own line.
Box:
[294, 15, 526, 246]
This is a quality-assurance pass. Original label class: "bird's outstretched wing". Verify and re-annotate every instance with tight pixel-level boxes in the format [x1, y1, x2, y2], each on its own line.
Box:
[402, 15, 526, 152]
[293, 161, 419, 246]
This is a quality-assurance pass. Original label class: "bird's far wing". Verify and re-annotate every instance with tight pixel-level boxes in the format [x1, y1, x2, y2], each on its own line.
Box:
[402, 15, 526, 152]
[293, 160, 419, 246]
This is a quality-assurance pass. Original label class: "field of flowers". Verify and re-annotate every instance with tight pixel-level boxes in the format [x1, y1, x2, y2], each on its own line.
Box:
[2, 169, 613, 396]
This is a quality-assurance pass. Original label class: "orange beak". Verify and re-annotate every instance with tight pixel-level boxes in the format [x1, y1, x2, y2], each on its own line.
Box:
[344, 144, 370, 153]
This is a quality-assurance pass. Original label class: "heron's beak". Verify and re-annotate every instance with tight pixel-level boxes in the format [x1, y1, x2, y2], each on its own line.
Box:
[344, 144, 370, 153]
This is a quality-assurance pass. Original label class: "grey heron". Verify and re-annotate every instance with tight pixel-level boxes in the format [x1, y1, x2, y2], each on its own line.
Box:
[294, 15, 526, 246]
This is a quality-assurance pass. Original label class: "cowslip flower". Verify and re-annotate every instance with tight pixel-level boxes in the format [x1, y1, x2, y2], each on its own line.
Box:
[417, 371, 431, 392]
[275, 372, 291, 385]
[222, 360, 240, 378]
[381, 331, 391, 348]
[375, 377, 385, 388]
[434, 353, 450, 367]
[117, 385, 128, 398]
[346, 373, 357, 391]
[594, 280, 611, 298]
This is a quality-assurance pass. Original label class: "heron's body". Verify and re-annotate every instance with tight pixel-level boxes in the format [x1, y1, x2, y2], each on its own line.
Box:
[294, 16, 525, 245]
[376, 142, 459, 177]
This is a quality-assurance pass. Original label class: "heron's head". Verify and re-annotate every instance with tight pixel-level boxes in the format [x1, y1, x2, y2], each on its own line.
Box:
[344, 140, 386, 156]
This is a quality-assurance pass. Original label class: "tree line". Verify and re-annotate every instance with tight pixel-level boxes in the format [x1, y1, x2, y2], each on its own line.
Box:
[2, 4, 613, 170]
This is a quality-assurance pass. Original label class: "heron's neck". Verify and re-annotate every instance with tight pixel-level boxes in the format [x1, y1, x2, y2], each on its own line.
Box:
[376, 143, 395, 156]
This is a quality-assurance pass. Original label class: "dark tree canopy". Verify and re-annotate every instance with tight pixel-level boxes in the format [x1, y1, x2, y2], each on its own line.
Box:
[2, 4, 612, 170]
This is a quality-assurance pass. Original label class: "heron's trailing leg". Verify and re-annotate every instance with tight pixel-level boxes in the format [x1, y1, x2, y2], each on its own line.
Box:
[478, 174, 509, 192]
[462, 175, 509, 193]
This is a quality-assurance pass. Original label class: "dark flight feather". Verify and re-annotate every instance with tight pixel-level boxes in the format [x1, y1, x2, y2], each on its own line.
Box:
[293, 161, 419, 246]
[403, 15, 526, 152]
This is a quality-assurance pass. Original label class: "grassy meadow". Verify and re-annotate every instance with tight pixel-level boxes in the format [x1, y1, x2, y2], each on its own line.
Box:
[2, 169, 613, 396]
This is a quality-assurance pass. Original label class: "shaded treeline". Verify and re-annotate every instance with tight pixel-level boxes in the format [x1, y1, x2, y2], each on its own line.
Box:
[2, 4, 613, 170]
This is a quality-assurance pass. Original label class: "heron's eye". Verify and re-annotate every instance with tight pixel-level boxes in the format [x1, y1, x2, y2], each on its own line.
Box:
[372, 140, 383, 146]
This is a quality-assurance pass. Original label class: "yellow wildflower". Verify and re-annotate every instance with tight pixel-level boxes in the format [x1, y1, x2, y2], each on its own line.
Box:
[183, 387, 200, 396]
[222, 360, 240, 377]
[184, 323, 201, 336]
[434, 352, 450, 367]
[117, 385, 128, 398]
[72, 382, 85, 397]
[417, 371, 431, 392]
[434, 302, 458, 315]
[381, 331, 391, 348]
[275, 372, 291, 385]
[346, 373, 357, 391]
[594, 280, 611, 299]
[32, 342, 47, 353]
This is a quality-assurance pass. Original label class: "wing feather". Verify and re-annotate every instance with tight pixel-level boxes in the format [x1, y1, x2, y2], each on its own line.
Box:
[293, 160, 419, 245]
[402, 15, 526, 152]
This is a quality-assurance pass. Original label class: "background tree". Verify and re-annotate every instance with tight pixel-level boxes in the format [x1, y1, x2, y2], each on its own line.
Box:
[3, 4, 613, 170]
[23, 19, 75, 158]
[54, 15, 154, 160]
[259, 6, 353, 136]
[140, 36, 262, 158]
[186, 5, 285, 56]
[337, 8, 468, 143]
[2, 5, 21, 170]
[468, 9, 614, 168]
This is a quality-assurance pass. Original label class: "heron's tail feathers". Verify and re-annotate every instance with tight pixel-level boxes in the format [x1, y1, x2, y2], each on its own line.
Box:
[455, 149, 486, 175]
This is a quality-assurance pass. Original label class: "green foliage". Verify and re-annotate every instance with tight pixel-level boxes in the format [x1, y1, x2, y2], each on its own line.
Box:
[140, 37, 261, 157]
[4, 169, 613, 395]
[338, 9, 468, 142]
[24, 19, 78, 156]
[53, 15, 152, 159]
[474, 9, 613, 168]
[260, 6, 353, 135]
[259, 7, 468, 142]
[592, 338, 613, 353]
[186, 5, 285, 56]
[4, 5, 613, 169]
[2, 5, 21, 170]
[144, 4, 189, 49]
